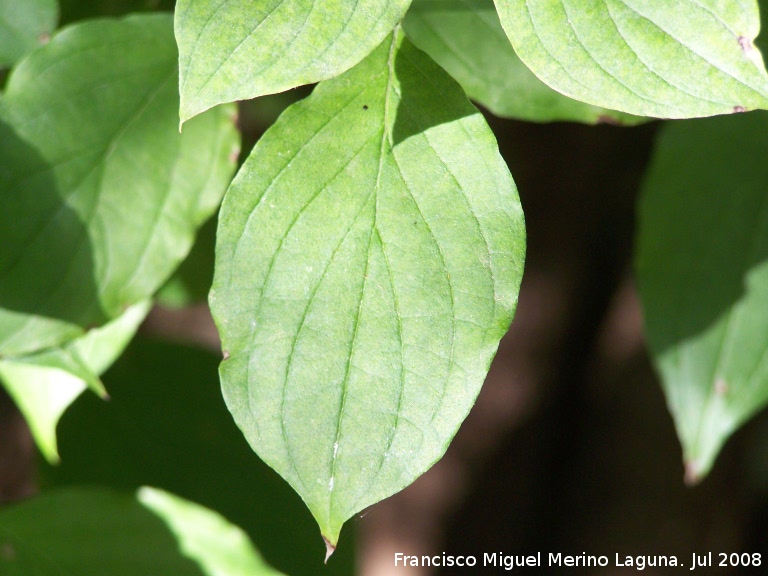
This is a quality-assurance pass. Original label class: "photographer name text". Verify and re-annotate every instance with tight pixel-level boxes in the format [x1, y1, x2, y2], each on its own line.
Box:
[394, 552, 762, 571]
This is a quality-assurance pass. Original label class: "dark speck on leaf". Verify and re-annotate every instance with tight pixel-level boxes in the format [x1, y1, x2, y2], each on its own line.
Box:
[363, 105, 368, 110]
[738, 36, 752, 52]
[1, 542, 15, 560]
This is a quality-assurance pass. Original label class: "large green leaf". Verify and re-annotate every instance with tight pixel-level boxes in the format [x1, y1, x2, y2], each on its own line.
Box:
[0, 14, 239, 357]
[403, 0, 641, 124]
[211, 28, 525, 546]
[636, 112, 768, 482]
[0, 487, 283, 576]
[43, 337, 356, 576]
[0, 300, 150, 462]
[0, 0, 57, 68]
[494, 0, 768, 118]
[174, 0, 411, 124]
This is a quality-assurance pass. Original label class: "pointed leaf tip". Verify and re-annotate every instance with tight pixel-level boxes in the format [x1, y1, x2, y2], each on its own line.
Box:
[323, 536, 336, 564]
[684, 460, 702, 487]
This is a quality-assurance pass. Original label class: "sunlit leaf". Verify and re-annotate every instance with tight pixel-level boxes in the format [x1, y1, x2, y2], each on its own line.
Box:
[175, 0, 411, 123]
[0, 362, 86, 463]
[0, 486, 283, 576]
[211, 28, 525, 545]
[403, 0, 642, 124]
[0, 14, 239, 357]
[0, 300, 150, 462]
[637, 111, 768, 482]
[494, 0, 768, 118]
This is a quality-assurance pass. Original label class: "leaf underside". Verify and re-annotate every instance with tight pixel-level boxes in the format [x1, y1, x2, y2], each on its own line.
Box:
[0, 14, 238, 357]
[175, 0, 412, 123]
[211, 29, 525, 544]
[637, 111, 768, 482]
[494, 0, 768, 118]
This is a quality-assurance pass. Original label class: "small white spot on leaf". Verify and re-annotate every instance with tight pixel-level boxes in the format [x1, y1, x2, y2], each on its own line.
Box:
[714, 378, 728, 396]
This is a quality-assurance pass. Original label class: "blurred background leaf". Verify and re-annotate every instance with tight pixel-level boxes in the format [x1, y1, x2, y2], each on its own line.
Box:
[637, 111, 768, 482]
[0, 486, 283, 575]
[40, 337, 355, 575]
[0, 0, 58, 68]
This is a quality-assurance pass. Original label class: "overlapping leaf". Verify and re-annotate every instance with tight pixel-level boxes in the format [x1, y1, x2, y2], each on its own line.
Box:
[0, 300, 150, 462]
[0, 487, 283, 576]
[0, 14, 239, 357]
[403, 0, 641, 124]
[0, 0, 57, 68]
[211, 28, 525, 546]
[175, 0, 411, 124]
[637, 112, 768, 482]
[494, 0, 768, 118]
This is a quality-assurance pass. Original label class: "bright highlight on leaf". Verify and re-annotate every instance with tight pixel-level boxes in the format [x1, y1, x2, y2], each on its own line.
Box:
[0, 487, 284, 576]
[211, 28, 525, 546]
[403, 0, 642, 124]
[494, 0, 768, 118]
[0, 14, 239, 357]
[174, 0, 412, 124]
[637, 112, 768, 482]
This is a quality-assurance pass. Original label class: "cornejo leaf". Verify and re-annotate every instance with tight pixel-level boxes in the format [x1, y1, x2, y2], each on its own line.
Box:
[138, 487, 286, 576]
[175, 0, 411, 124]
[0, 0, 57, 68]
[43, 337, 356, 576]
[0, 487, 283, 576]
[494, 0, 768, 118]
[636, 112, 768, 482]
[0, 362, 87, 463]
[0, 300, 150, 462]
[211, 28, 525, 546]
[403, 0, 642, 124]
[0, 14, 239, 357]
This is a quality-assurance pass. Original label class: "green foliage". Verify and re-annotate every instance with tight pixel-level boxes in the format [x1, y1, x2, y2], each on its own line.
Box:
[211, 28, 524, 544]
[0, 486, 283, 575]
[0, 14, 238, 357]
[637, 112, 768, 483]
[3, 0, 768, 568]
[494, 0, 768, 118]
[42, 337, 354, 576]
[0, 0, 57, 67]
[403, 0, 641, 124]
[175, 0, 412, 123]
[0, 301, 149, 462]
